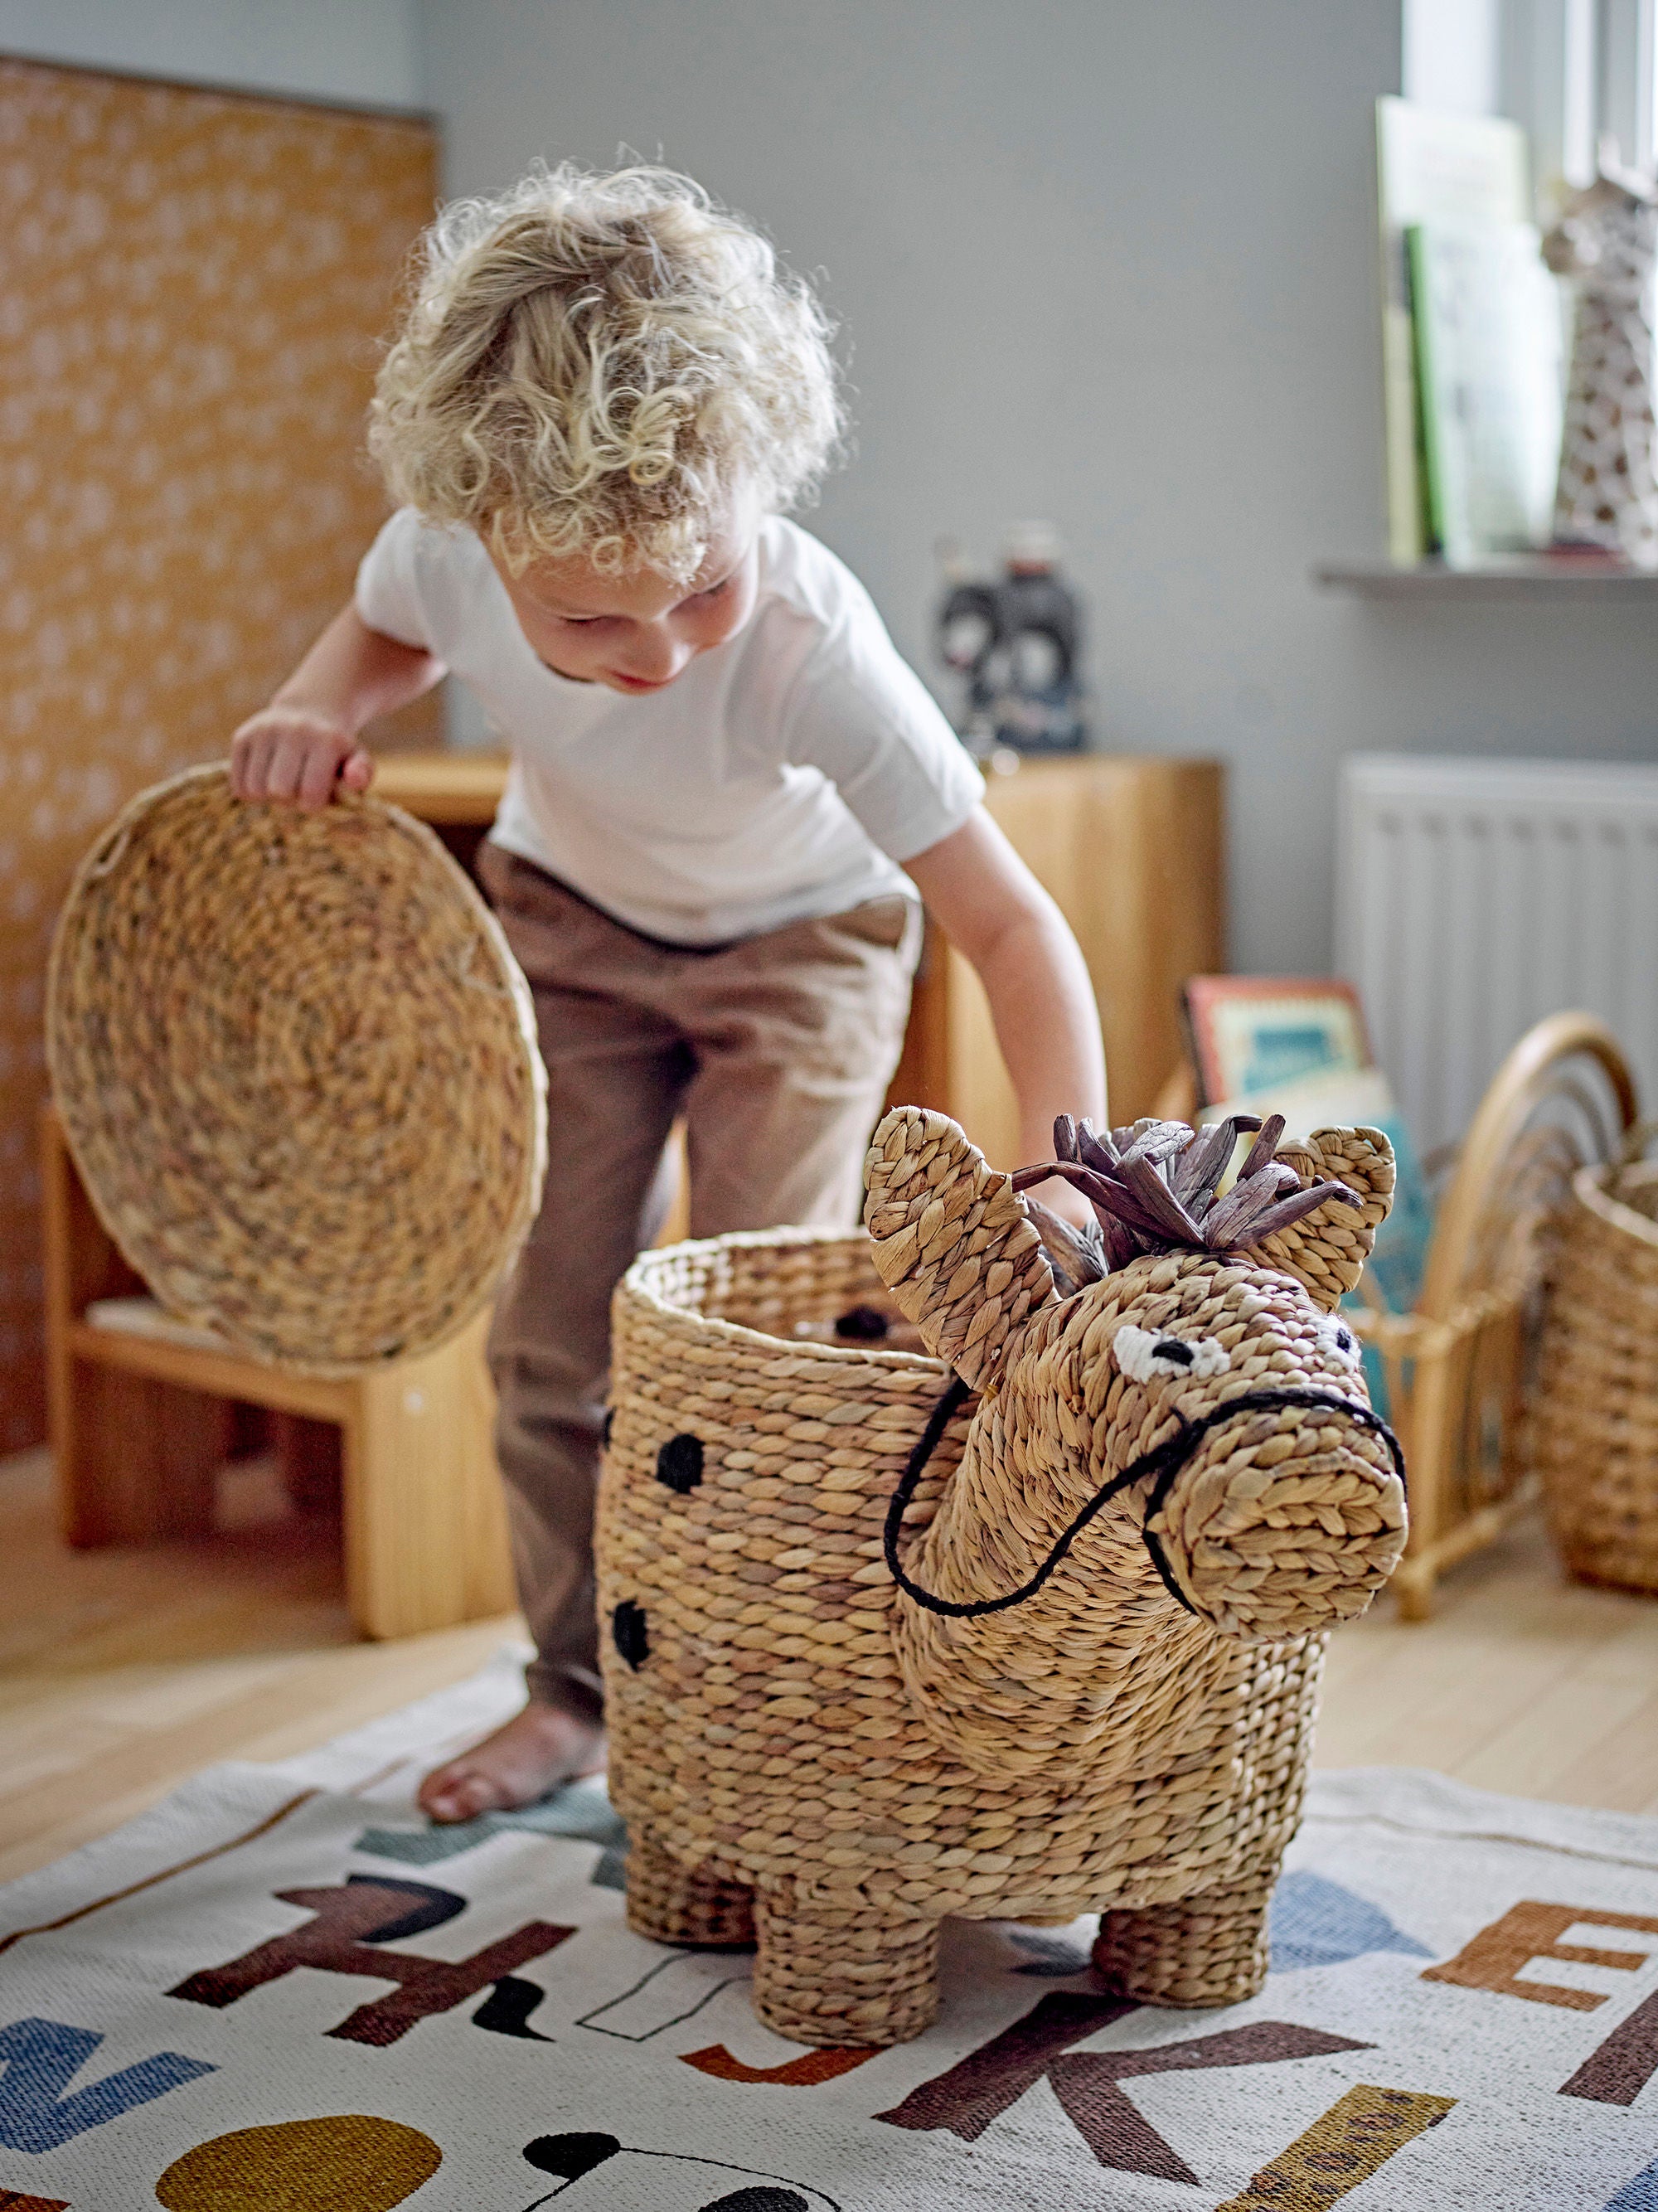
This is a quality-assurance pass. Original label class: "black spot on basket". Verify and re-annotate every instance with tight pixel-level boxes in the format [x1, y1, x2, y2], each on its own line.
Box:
[601, 1405, 614, 1448]
[656, 1432, 704, 1494]
[834, 1303, 891, 1341]
[612, 1599, 649, 1670]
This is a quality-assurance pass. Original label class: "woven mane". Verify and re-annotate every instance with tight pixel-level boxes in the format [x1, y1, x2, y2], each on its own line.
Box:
[1012, 1112, 1363, 1286]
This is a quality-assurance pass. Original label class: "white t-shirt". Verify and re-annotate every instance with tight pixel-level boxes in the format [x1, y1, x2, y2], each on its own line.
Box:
[355, 509, 984, 944]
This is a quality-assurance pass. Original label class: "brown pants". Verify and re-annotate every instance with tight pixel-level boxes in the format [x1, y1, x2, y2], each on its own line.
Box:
[479, 843, 921, 1723]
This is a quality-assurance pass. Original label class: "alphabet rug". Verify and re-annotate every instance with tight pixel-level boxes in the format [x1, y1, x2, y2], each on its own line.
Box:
[3, 1650, 1658, 2210]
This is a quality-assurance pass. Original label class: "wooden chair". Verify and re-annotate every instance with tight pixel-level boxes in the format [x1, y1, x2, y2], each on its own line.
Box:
[1153, 1014, 1638, 1618]
[41, 1105, 516, 1640]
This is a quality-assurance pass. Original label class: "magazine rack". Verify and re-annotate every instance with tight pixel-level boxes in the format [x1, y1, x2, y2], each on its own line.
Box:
[1158, 1013, 1639, 1617]
[1353, 1014, 1636, 1618]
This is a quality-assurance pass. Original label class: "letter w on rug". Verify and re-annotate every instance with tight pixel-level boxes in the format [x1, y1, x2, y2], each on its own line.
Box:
[0, 2018, 214, 2153]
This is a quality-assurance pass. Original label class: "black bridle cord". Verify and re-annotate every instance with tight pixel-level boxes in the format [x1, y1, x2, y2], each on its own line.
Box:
[882, 1380, 1408, 1620]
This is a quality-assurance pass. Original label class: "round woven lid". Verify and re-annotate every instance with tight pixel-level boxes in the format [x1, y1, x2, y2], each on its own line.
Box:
[47, 765, 547, 1374]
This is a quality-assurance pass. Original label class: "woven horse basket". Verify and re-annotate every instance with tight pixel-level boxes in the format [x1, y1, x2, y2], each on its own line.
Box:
[1535, 1148, 1658, 1592]
[598, 1220, 1337, 2045]
[47, 764, 546, 1374]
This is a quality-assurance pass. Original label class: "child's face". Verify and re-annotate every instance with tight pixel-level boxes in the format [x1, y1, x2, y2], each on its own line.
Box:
[489, 511, 759, 695]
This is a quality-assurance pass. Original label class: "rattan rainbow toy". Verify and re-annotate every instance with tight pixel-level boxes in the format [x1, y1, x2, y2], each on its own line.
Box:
[598, 1104, 1407, 2047]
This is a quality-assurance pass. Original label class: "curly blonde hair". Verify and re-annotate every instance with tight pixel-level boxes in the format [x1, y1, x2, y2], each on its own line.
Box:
[369, 162, 843, 583]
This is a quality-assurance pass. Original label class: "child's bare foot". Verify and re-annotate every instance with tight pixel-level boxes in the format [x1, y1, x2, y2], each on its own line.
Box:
[416, 1700, 606, 1824]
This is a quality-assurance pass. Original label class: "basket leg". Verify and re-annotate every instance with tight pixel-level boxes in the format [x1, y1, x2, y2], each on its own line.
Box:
[1091, 1872, 1273, 2008]
[753, 1889, 939, 2048]
[625, 1829, 755, 1948]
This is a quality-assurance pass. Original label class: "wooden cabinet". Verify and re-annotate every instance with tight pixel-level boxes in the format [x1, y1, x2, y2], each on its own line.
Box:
[378, 749, 1226, 1167]
[885, 755, 1224, 1164]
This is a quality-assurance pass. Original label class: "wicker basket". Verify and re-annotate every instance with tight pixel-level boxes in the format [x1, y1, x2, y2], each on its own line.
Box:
[46, 765, 545, 1374]
[1535, 1139, 1658, 1592]
[598, 1104, 1405, 2048]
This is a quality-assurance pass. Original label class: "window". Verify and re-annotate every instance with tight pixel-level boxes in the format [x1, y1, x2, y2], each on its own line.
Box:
[1406, 0, 1657, 208]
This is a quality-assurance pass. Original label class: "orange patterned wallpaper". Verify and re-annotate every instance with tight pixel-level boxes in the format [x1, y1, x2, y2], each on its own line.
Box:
[0, 59, 440, 1450]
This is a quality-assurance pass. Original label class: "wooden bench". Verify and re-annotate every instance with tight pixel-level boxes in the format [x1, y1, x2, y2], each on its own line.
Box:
[41, 1104, 515, 1640]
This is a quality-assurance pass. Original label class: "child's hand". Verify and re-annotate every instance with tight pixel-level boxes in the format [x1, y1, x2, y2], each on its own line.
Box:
[229, 706, 374, 810]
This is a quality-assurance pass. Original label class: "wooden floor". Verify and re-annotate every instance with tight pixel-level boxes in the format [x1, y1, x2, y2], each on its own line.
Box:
[0, 1447, 513, 1886]
[4, 1442, 1658, 1889]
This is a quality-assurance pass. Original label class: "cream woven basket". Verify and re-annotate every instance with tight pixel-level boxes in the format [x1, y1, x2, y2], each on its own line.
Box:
[47, 765, 545, 1374]
[599, 1107, 1407, 2048]
[1534, 1143, 1658, 1592]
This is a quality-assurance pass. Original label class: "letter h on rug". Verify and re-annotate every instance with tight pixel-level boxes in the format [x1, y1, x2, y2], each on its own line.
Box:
[167, 1878, 572, 2047]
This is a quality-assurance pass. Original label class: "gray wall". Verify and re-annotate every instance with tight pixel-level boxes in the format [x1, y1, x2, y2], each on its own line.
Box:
[0, 0, 423, 109]
[15, 3, 1655, 967]
[419, 0, 1658, 973]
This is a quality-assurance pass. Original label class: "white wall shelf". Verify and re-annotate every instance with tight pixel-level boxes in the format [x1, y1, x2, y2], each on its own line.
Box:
[1315, 557, 1658, 601]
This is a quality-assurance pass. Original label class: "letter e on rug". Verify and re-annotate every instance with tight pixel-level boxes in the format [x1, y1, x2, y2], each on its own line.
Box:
[1422, 1901, 1658, 2011]
[1423, 1899, 1658, 2107]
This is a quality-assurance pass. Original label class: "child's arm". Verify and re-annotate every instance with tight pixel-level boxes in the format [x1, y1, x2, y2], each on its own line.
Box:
[230, 602, 444, 808]
[904, 808, 1108, 1200]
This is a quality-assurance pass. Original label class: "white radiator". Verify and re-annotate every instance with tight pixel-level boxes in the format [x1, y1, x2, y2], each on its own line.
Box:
[1337, 754, 1658, 1157]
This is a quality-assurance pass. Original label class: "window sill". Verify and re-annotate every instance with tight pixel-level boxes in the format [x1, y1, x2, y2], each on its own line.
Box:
[1313, 555, 1658, 601]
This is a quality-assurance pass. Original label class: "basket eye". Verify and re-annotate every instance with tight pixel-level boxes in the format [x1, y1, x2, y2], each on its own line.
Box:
[1313, 1312, 1361, 1364]
[1113, 1323, 1229, 1383]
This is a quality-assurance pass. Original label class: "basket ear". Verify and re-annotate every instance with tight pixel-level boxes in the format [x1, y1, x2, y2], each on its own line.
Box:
[1248, 1125, 1395, 1312]
[864, 1107, 1055, 1388]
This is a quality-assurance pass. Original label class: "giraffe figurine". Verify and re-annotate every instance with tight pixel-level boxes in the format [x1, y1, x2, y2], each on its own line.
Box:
[1544, 142, 1658, 567]
[596, 1108, 1407, 2047]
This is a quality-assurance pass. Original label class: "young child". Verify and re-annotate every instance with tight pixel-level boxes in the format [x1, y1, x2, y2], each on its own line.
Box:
[229, 163, 1106, 1822]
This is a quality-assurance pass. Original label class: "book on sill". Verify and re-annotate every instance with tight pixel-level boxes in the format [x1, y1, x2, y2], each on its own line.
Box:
[1408, 217, 1564, 568]
[1375, 98, 1532, 566]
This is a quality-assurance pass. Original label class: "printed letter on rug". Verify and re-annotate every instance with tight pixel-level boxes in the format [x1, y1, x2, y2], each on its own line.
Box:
[0, 2019, 214, 2153]
[167, 1877, 571, 2046]
[1213, 2083, 1457, 2210]
[10, 1685, 1658, 2207]
[879, 1995, 1372, 2180]
[1605, 2156, 1658, 2210]
[1563, 1991, 1658, 2108]
[1423, 1902, 1658, 2011]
